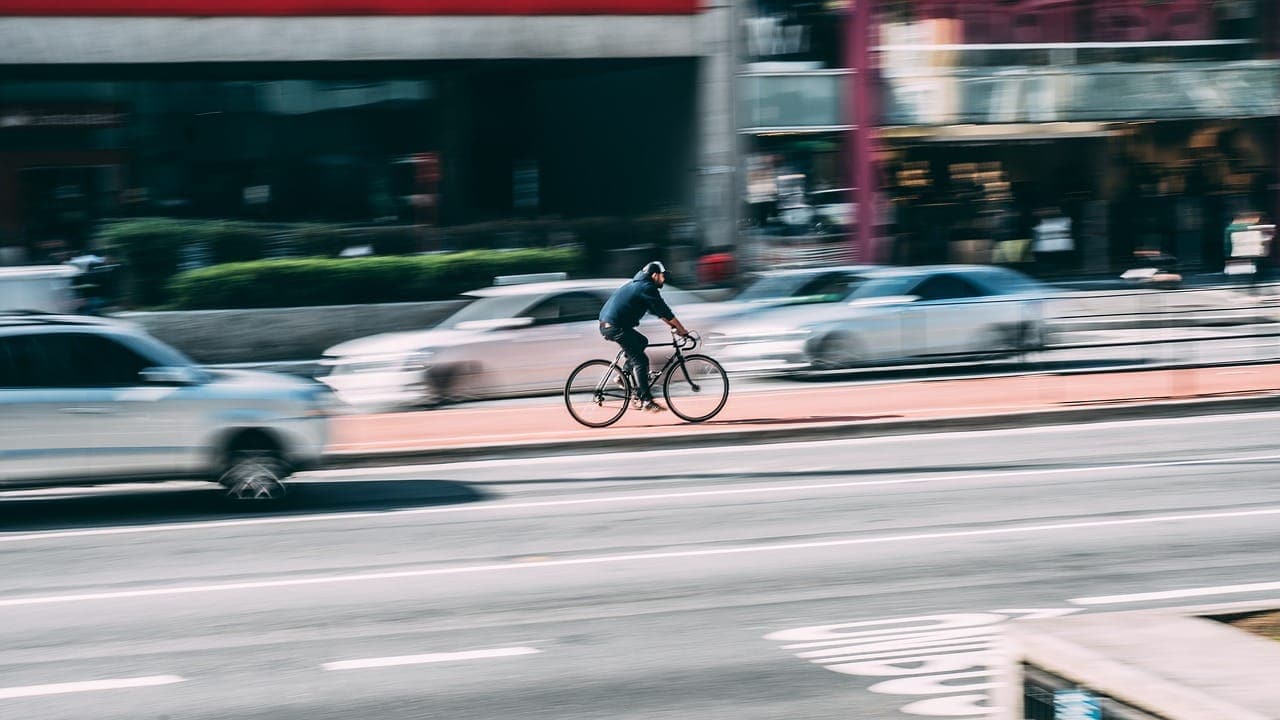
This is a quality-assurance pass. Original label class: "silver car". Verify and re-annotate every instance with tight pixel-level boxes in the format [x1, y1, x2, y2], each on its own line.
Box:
[320, 278, 718, 410]
[709, 265, 1051, 372]
[0, 313, 330, 500]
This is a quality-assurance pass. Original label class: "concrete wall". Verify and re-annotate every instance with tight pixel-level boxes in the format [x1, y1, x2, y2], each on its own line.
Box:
[117, 300, 469, 364]
[118, 284, 735, 364]
[0, 16, 702, 62]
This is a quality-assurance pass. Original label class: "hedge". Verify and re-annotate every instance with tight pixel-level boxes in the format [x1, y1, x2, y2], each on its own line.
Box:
[166, 248, 584, 309]
[99, 213, 691, 306]
[97, 218, 422, 306]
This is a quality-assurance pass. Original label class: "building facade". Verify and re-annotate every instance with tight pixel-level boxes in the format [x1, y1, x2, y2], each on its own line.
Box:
[0, 0, 737, 262]
[738, 0, 1280, 274]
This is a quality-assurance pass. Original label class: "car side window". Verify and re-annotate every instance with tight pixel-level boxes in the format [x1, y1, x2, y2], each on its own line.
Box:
[73, 334, 153, 386]
[797, 273, 861, 300]
[0, 333, 152, 388]
[0, 337, 25, 388]
[528, 293, 604, 325]
[912, 275, 984, 302]
[559, 293, 604, 323]
[0, 334, 74, 388]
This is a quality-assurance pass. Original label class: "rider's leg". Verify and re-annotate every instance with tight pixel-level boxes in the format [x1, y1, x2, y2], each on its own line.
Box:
[616, 328, 652, 401]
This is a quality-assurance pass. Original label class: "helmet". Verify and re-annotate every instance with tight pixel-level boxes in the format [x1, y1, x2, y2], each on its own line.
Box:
[643, 261, 667, 276]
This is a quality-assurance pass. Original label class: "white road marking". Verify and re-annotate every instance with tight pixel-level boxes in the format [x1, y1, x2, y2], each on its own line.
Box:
[1070, 580, 1280, 606]
[4, 451, 1280, 546]
[2, 505, 1279, 608]
[0, 675, 185, 700]
[323, 646, 540, 671]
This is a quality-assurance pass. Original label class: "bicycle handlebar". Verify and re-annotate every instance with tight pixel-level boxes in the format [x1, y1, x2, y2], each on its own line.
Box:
[671, 328, 700, 351]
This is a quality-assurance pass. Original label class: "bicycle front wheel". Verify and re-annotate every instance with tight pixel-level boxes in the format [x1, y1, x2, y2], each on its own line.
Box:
[565, 359, 632, 428]
[662, 354, 729, 423]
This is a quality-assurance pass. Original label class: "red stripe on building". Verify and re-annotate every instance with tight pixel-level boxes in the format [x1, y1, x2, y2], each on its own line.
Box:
[0, 0, 700, 15]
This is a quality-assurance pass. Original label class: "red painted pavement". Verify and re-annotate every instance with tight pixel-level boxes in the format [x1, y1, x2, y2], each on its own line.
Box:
[329, 364, 1280, 454]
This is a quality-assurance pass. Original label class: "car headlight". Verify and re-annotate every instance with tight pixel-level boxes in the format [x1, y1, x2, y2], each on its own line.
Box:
[329, 351, 433, 375]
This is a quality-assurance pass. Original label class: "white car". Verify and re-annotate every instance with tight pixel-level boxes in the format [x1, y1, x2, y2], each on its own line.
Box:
[319, 278, 719, 410]
[708, 265, 1052, 372]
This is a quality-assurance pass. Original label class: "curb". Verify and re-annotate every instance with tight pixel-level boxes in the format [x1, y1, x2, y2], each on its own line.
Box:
[321, 392, 1280, 469]
[998, 598, 1280, 720]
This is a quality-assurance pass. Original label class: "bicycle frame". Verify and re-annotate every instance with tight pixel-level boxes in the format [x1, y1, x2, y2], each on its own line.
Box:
[597, 334, 701, 400]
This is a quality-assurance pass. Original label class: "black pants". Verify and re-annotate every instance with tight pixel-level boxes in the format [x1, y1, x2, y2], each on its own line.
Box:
[600, 323, 652, 401]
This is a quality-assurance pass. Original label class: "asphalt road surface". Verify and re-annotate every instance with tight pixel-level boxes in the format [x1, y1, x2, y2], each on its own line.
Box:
[3, 411, 1280, 719]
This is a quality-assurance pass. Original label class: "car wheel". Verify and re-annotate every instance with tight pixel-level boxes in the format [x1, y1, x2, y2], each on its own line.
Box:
[1019, 321, 1047, 352]
[425, 362, 481, 407]
[810, 333, 861, 371]
[220, 449, 289, 501]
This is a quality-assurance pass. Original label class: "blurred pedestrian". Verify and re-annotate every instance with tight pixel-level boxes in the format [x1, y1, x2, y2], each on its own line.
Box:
[1031, 206, 1074, 278]
[1224, 209, 1270, 293]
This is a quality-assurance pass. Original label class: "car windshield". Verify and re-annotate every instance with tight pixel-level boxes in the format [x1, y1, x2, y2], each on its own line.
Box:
[735, 274, 817, 302]
[656, 285, 703, 307]
[438, 295, 538, 329]
[971, 268, 1047, 295]
[847, 275, 921, 300]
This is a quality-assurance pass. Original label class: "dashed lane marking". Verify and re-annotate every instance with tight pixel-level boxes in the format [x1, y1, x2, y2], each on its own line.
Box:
[2, 505, 1279, 608]
[323, 646, 541, 671]
[0, 675, 185, 700]
[1071, 580, 1280, 605]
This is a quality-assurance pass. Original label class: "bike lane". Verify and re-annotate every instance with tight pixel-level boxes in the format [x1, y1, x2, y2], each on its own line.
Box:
[327, 363, 1280, 456]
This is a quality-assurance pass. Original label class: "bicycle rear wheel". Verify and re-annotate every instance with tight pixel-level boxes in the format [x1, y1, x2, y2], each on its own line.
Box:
[564, 359, 632, 428]
[662, 354, 729, 423]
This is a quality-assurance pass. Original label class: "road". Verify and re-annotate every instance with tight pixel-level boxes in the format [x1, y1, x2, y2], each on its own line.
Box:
[3, 412, 1280, 718]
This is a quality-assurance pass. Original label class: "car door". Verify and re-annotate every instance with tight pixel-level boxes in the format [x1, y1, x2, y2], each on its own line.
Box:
[911, 274, 989, 357]
[509, 292, 605, 393]
[0, 331, 199, 484]
[0, 333, 93, 484]
[0, 331, 124, 483]
[71, 331, 206, 477]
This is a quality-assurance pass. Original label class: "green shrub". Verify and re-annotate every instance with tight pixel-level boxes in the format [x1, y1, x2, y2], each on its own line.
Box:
[100, 212, 689, 307]
[97, 218, 190, 307]
[167, 248, 584, 309]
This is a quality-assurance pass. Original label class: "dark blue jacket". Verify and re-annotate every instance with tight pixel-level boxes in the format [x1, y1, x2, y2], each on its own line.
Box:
[599, 270, 675, 329]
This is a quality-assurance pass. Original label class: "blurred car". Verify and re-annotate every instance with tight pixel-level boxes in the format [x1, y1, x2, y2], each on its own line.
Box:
[772, 185, 855, 237]
[319, 277, 718, 410]
[0, 265, 80, 313]
[708, 265, 1052, 372]
[724, 265, 878, 311]
[0, 312, 330, 500]
[808, 188, 855, 235]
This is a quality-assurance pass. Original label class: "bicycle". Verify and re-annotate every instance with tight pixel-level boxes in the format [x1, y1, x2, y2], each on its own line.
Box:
[564, 330, 730, 427]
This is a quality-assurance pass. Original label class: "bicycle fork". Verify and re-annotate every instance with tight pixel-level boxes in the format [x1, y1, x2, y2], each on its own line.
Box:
[669, 348, 700, 393]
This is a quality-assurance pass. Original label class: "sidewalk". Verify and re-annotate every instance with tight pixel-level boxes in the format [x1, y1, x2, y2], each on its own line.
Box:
[326, 363, 1280, 465]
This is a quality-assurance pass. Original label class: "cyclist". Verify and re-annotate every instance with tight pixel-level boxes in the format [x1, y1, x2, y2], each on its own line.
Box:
[599, 261, 691, 412]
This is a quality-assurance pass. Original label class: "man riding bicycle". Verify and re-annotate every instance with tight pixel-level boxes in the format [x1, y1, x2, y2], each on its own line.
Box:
[599, 261, 691, 412]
